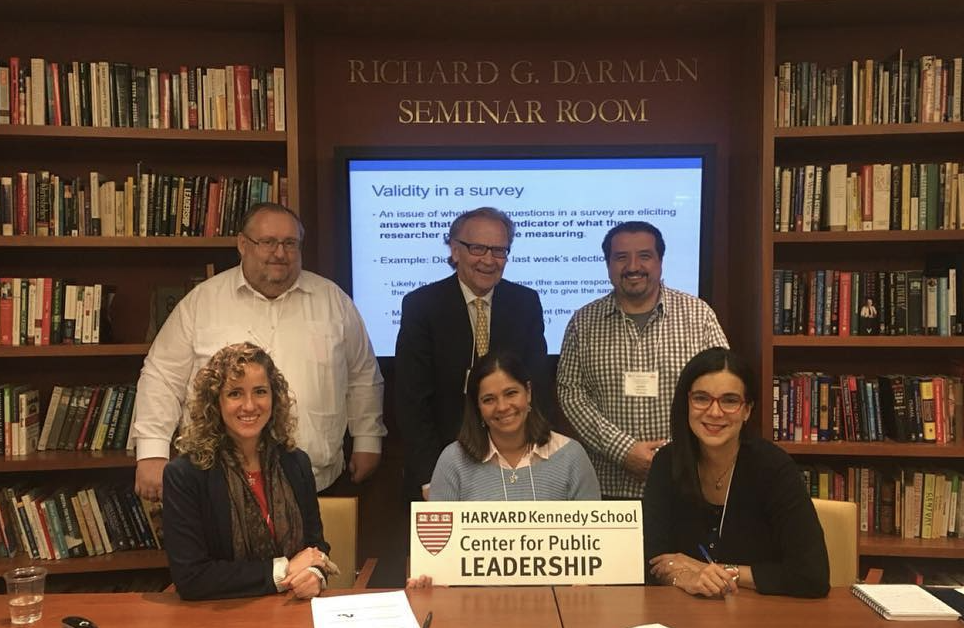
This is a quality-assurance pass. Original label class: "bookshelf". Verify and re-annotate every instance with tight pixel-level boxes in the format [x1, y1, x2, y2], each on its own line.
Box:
[0, 0, 301, 577]
[761, 0, 964, 570]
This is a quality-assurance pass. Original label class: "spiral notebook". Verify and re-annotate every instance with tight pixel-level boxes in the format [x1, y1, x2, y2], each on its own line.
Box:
[851, 584, 961, 621]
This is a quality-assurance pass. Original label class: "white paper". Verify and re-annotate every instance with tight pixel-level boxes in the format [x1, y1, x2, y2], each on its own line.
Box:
[311, 590, 421, 628]
[628, 624, 671, 628]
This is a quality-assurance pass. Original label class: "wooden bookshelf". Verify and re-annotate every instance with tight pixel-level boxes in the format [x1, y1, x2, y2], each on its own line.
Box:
[0, 0, 302, 578]
[0, 344, 150, 358]
[774, 122, 964, 139]
[2, 450, 137, 472]
[778, 441, 964, 459]
[4, 549, 167, 575]
[773, 230, 964, 244]
[762, 0, 964, 570]
[773, 337, 964, 348]
[860, 534, 964, 559]
[0, 125, 285, 143]
[0, 236, 237, 249]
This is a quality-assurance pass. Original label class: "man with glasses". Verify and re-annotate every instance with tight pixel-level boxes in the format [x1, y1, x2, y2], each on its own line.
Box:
[132, 202, 386, 500]
[557, 221, 727, 500]
[395, 206, 547, 500]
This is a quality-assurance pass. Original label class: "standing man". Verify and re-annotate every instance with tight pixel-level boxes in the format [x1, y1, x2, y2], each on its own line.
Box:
[133, 202, 386, 500]
[395, 207, 547, 500]
[557, 221, 727, 499]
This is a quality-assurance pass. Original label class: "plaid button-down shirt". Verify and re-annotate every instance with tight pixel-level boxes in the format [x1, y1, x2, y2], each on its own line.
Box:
[557, 285, 728, 498]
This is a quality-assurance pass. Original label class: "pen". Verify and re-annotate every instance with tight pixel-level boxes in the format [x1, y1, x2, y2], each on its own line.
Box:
[698, 544, 735, 595]
[422, 611, 433, 628]
[697, 543, 713, 564]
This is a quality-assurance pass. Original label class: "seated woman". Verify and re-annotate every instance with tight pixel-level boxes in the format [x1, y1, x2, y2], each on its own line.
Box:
[429, 349, 600, 501]
[645, 347, 829, 598]
[163, 342, 338, 600]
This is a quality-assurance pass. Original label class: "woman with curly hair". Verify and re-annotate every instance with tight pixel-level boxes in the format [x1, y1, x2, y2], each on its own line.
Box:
[162, 342, 338, 600]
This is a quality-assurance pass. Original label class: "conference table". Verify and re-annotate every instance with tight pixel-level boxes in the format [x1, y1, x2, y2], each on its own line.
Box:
[4, 586, 959, 627]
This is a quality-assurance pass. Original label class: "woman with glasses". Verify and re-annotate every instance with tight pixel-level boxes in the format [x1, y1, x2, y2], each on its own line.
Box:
[163, 342, 339, 600]
[644, 347, 829, 598]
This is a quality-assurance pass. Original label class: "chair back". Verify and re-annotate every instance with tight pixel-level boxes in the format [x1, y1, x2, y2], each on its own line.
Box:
[317, 496, 359, 589]
[811, 498, 858, 587]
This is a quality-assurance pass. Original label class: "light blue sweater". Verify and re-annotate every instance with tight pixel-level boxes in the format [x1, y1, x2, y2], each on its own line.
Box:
[429, 432, 601, 501]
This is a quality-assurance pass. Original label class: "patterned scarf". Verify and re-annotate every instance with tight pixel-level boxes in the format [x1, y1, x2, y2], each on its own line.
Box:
[220, 445, 303, 561]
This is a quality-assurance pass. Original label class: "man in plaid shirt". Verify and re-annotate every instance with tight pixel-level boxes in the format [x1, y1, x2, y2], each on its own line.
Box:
[557, 221, 728, 499]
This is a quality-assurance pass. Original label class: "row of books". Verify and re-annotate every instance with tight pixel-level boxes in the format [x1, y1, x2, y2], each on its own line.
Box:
[773, 162, 964, 233]
[0, 279, 114, 347]
[772, 267, 962, 337]
[0, 385, 38, 456]
[0, 58, 285, 132]
[0, 484, 162, 561]
[774, 52, 964, 127]
[772, 373, 961, 444]
[800, 465, 964, 541]
[1, 169, 286, 238]
[36, 384, 137, 454]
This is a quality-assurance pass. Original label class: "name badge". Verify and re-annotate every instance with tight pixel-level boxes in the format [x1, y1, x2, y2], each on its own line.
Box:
[623, 371, 658, 397]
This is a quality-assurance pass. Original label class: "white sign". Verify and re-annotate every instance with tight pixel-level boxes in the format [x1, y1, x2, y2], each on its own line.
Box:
[410, 500, 644, 586]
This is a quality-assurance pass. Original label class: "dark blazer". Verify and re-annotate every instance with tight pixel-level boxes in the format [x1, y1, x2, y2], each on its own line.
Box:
[643, 438, 830, 598]
[163, 447, 329, 600]
[395, 273, 548, 496]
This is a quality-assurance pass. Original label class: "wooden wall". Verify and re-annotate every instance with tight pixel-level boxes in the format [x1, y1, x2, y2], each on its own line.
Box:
[298, 2, 764, 586]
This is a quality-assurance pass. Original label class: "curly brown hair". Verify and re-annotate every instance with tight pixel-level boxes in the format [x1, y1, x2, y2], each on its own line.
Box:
[175, 342, 298, 469]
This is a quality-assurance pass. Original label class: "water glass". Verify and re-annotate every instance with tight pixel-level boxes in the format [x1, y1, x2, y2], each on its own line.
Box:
[3, 566, 47, 625]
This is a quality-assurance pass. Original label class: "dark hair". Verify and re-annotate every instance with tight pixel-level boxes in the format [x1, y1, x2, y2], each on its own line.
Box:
[601, 221, 665, 262]
[669, 347, 757, 503]
[458, 350, 550, 462]
[240, 202, 305, 240]
[444, 207, 516, 269]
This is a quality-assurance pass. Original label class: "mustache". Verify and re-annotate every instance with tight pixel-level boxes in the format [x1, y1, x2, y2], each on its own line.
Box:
[621, 271, 646, 279]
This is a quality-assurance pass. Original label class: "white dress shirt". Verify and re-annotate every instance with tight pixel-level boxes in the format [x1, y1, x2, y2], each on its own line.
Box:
[133, 265, 386, 490]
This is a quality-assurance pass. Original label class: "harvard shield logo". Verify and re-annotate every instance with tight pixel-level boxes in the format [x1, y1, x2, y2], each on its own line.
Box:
[416, 511, 453, 555]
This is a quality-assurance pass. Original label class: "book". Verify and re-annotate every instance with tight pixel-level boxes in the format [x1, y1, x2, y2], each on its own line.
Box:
[852, 583, 959, 621]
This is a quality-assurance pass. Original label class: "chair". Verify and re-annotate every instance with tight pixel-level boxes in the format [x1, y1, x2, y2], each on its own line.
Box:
[317, 496, 377, 589]
[812, 498, 858, 587]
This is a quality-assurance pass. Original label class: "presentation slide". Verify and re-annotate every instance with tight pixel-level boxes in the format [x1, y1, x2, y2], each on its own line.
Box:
[347, 156, 705, 356]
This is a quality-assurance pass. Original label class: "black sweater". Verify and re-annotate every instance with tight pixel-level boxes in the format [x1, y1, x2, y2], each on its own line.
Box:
[643, 438, 830, 598]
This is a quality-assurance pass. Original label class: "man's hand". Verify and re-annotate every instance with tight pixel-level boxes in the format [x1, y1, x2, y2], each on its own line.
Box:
[421, 485, 430, 501]
[622, 440, 667, 479]
[348, 451, 381, 483]
[135, 458, 168, 501]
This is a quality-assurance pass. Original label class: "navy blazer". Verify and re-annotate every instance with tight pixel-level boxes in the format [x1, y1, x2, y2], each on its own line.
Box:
[163, 447, 329, 600]
[395, 273, 548, 494]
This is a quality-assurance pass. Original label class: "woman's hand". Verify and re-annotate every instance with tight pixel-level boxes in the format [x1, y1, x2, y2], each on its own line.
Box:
[648, 553, 706, 583]
[675, 563, 740, 598]
[405, 575, 434, 589]
[284, 567, 326, 599]
[287, 547, 341, 577]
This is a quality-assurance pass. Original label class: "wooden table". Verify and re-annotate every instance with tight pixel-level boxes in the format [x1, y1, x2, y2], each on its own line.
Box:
[553, 585, 962, 628]
[3, 586, 961, 627]
[0, 587, 561, 628]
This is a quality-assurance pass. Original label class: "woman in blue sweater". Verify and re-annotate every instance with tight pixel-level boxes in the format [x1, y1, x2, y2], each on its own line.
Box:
[429, 349, 600, 501]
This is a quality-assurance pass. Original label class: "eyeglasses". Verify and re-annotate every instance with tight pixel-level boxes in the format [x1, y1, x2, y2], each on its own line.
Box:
[454, 238, 510, 259]
[688, 391, 746, 414]
[242, 233, 302, 253]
